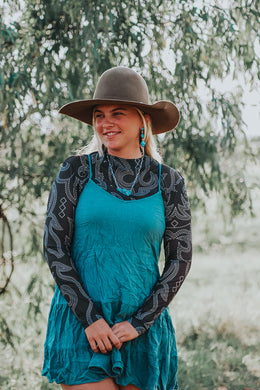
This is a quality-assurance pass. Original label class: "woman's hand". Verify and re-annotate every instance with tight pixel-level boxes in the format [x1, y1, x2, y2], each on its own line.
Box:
[111, 321, 139, 343]
[85, 318, 122, 354]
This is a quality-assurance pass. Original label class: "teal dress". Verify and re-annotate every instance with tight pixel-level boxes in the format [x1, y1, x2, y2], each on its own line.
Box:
[42, 155, 178, 389]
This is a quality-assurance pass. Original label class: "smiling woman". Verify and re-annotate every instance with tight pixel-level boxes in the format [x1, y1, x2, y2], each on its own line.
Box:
[42, 67, 192, 390]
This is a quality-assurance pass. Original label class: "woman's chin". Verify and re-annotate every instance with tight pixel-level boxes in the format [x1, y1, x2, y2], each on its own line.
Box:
[106, 143, 123, 154]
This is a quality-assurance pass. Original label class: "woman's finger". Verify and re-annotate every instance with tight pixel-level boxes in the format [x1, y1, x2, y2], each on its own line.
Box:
[90, 340, 99, 353]
[102, 336, 113, 352]
[111, 327, 120, 337]
[112, 321, 139, 342]
[96, 338, 107, 354]
[109, 330, 122, 349]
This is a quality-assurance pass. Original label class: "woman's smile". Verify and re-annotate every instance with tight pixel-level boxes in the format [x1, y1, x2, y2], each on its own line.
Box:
[103, 130, 121, 137]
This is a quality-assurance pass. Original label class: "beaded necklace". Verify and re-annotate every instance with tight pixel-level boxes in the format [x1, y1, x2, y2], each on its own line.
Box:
[108, 154, 144, 196]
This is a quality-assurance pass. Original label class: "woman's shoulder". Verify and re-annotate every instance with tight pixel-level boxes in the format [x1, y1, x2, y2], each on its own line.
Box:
[62, 151, 99, 168]
[160, 162, 184, 190]
[59, 152, 99, 178]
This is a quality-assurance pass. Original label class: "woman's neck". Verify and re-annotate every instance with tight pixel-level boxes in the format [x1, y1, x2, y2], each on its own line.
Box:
[107, 148, 143, 160]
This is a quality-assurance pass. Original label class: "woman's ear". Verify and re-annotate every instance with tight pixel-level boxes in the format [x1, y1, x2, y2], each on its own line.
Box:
[144, 113, 151, 126]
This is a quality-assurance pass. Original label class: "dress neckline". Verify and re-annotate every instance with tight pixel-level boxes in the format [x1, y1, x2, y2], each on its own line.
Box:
[87, 179, 162, 203]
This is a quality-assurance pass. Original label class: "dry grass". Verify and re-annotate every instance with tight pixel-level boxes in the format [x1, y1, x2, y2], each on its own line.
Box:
[172, 247, 260, 347]
[169, 245, 260, 389]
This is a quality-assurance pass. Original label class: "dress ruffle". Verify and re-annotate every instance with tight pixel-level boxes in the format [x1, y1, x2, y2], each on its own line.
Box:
[42, 291, 178, 389]
[88, 348, 123, 377]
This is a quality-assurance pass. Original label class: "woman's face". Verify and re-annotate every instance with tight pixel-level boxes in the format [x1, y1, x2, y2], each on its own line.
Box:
[93, 104, 143, 158]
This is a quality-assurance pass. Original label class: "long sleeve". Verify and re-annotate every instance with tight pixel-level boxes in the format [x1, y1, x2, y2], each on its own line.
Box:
[129, 167, 192, 335]
[43, 156, 103, 329]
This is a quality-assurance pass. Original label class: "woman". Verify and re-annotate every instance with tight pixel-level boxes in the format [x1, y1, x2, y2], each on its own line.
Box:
[42, 67, 192, 390]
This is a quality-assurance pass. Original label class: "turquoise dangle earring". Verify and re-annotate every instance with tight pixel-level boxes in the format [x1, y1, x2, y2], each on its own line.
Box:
[140, 127, 146, 147]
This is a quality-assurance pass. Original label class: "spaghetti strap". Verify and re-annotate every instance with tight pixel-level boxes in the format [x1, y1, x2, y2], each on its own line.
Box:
[158, 163, 161, 191]
[88, 154, 92, 180]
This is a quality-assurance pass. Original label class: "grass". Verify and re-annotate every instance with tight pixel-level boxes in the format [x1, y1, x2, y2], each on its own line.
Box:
[178, 331, 260, 389]
[172, 248, 260, 390]
[172, 248, 260, 346]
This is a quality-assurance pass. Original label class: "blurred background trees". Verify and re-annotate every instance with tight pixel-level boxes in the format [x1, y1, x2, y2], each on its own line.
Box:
[0, 0, 259, 388]
[1, 0, 259, 261]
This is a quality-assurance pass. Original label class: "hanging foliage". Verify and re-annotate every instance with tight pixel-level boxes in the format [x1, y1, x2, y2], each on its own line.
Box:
[0, 0, 259, 288]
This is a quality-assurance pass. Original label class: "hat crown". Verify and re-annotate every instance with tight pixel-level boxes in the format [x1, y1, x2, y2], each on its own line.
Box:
[93, 67, 150, 104]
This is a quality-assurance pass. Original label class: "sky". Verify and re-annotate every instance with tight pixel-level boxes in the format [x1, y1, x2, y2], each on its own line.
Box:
[213, 73, 259, 138]
[240, 88, 259, 138]
[162, 43, 259, 139]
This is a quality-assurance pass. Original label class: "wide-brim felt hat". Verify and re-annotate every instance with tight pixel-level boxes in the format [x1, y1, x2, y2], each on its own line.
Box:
[59, 66, 180, 134]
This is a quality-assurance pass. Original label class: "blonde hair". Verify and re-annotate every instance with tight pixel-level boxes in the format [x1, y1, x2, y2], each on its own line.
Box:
[78, 107, 162, 163]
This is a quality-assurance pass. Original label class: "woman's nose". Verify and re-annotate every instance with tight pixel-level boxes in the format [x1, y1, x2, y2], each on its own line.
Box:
[102, 116, 114, 127]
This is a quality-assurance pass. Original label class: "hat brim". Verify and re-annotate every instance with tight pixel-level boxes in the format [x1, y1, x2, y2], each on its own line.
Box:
[59, 99, 180, 135]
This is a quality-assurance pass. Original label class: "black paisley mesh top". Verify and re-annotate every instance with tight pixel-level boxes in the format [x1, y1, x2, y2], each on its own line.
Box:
[43, 151, 192, 335]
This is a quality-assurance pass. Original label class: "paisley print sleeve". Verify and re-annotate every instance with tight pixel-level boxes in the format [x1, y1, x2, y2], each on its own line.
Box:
[129, 166, 192, 335]
[43, 155, 103, 329]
